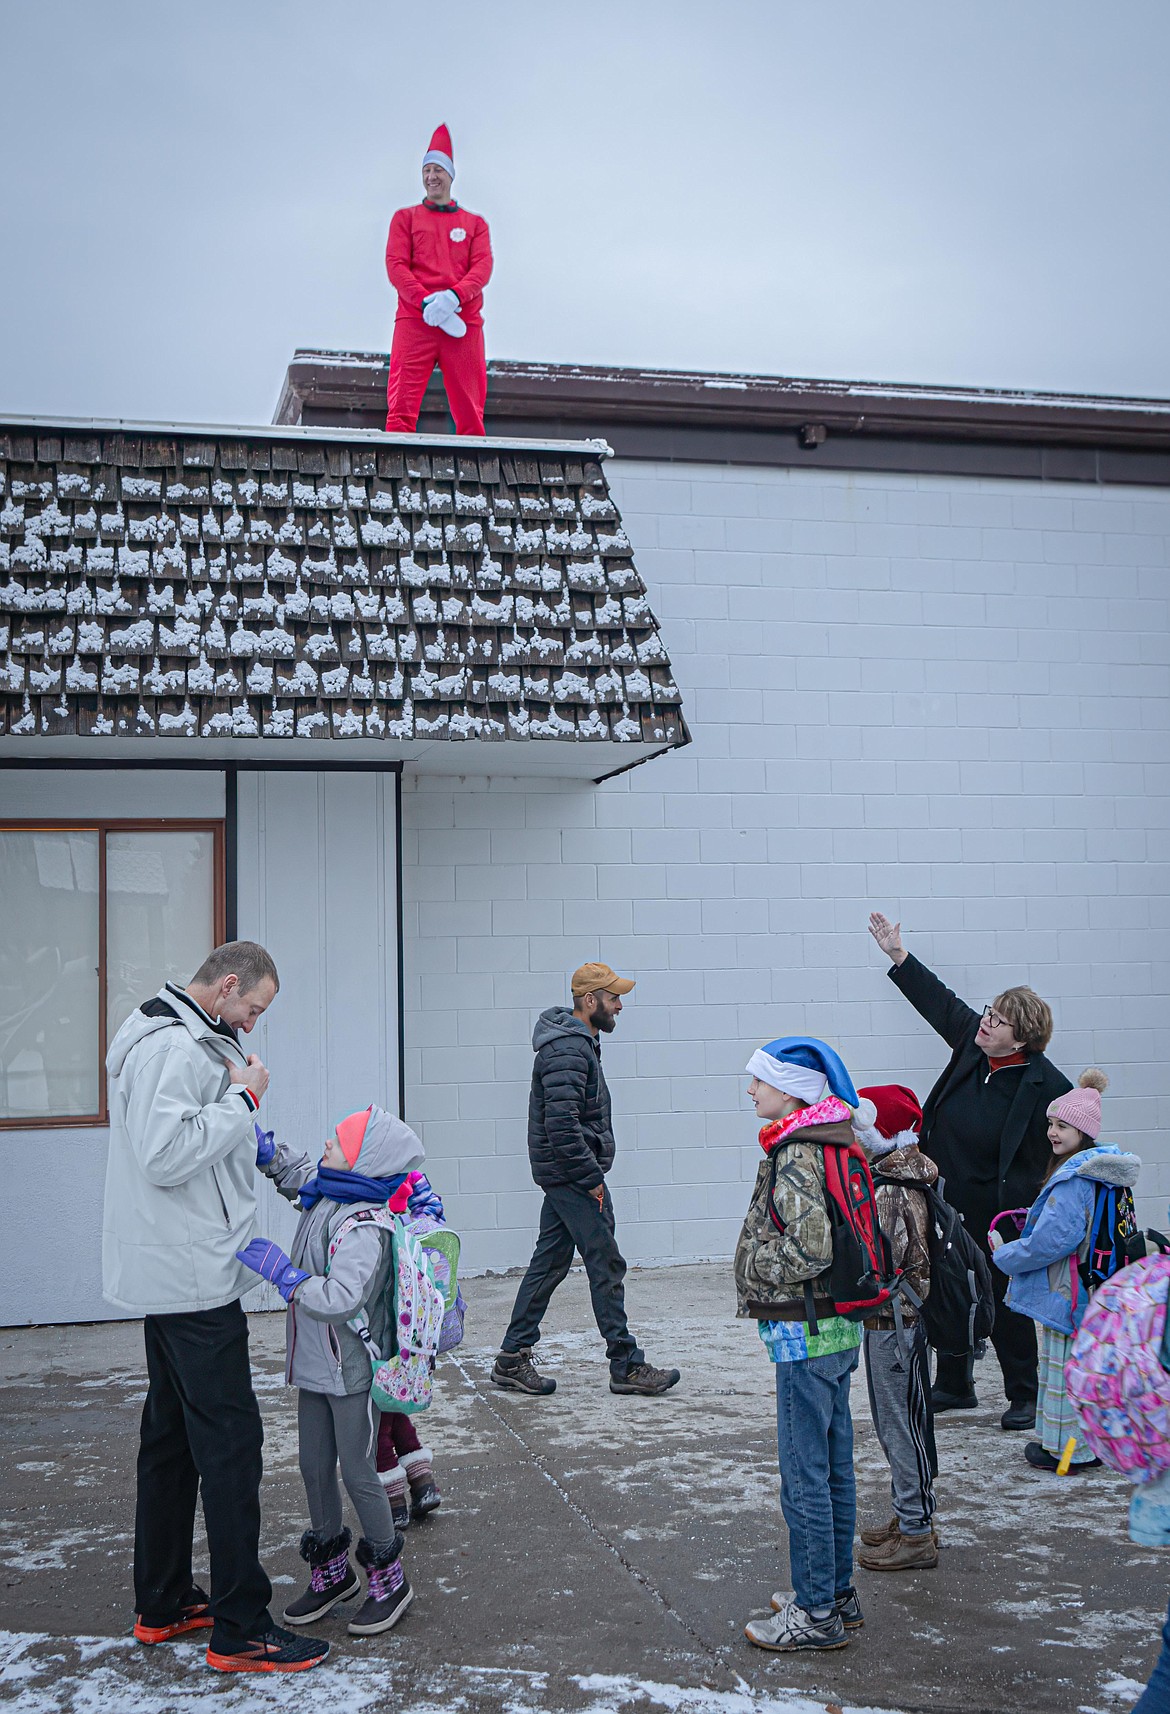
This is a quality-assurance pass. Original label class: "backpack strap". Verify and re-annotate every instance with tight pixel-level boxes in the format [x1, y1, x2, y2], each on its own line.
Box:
[325, 1205, 395, 1268]
[768, 1146, 824, 1333]
[324, 1207, 397, 1363]
[1076, 1184, 1110, 1297]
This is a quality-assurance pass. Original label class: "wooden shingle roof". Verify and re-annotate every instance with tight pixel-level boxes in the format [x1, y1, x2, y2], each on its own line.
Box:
[0, 421, 688, 773]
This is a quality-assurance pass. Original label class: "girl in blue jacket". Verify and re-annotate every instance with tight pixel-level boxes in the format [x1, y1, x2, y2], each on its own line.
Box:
[991, 1070, 1139, 1473]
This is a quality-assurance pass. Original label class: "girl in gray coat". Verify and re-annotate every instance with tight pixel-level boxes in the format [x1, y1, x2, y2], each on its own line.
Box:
[237, 1104, 425, 1636]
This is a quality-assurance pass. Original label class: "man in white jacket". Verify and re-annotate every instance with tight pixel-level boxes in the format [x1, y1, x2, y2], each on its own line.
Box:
[103, 941, 328, 1674]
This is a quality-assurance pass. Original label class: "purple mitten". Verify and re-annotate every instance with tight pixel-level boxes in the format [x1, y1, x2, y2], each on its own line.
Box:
[254, 1123, 276, 1168]
[235, 1238, 308, 1302]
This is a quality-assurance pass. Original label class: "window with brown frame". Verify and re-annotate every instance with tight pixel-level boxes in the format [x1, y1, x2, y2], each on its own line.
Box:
[0, 821, 225, 1128]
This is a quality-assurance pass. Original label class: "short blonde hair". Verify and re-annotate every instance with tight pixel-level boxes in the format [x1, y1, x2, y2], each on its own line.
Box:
[992, 985, 1053, 1054]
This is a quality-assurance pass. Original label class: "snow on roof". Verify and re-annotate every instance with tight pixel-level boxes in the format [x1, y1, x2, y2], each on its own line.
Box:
[0, 425, 687, 753]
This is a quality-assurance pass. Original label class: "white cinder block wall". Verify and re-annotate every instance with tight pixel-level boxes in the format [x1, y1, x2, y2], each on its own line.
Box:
[402, 461, 1170, 1270]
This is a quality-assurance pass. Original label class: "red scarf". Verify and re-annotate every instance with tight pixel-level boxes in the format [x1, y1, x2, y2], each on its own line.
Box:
[758, 1095, 851, 1154]
[985, 1049, 1027, 1077]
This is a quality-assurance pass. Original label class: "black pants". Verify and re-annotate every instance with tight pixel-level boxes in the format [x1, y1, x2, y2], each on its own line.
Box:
[935, 1241, 1038, 1407]
[502, 1184, 644, 1378]
[135, 1300, 272, 1651]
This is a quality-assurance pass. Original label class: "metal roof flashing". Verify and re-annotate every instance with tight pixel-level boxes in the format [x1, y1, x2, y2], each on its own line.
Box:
[0, 411, 613, 461]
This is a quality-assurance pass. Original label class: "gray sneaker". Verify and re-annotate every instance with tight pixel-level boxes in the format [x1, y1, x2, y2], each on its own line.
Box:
[491, 1348, 556, 1395]
[771, 1586, 864, 1631]
[609, 1361, 681, 1396]
[746, 1599, 848, 1652]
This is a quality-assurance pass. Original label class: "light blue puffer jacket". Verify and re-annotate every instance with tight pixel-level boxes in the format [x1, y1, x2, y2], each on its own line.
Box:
[993, 1143, 1141, 1335]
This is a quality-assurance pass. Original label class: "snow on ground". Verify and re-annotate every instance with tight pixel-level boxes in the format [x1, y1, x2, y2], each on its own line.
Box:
[0, 1633, 915, 1714]
[0, 1265, 1164, 1714]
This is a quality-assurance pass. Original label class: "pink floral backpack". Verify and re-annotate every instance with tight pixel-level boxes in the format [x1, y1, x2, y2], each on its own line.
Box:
[1065, 1253, 1170, 1481]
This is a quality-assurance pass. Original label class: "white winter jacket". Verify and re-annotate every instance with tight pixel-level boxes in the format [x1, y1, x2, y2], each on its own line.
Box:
[102, 983, 263, 1315]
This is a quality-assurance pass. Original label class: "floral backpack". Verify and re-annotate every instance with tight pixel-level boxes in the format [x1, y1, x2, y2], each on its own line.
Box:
[406, 1211, 465, 1353]
[326, 1207, 446, 1415]
[1065, 1252, 1170, 1481]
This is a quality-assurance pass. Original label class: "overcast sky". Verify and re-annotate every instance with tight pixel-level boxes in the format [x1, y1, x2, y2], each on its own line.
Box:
[2, 0, 1168, 426]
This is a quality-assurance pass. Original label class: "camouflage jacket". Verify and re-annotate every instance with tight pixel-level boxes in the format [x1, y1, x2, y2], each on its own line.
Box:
[865, 1136, 937, 1328]
[734, 1101, 855, 1319]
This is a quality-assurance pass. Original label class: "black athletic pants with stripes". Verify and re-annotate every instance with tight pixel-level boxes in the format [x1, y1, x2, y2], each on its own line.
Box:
[863, 1323, 938, 1536]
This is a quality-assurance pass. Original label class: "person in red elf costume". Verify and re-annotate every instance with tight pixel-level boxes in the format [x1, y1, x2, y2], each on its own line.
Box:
[384, 124, 493, 436]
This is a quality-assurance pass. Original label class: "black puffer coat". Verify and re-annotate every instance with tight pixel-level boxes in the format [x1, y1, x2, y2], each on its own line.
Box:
[526, 1008, 615, 1192]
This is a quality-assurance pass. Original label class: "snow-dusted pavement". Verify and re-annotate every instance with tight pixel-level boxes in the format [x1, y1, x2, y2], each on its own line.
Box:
[0, 1265, 1160, 1714]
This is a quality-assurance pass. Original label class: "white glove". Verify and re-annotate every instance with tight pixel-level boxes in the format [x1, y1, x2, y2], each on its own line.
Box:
[422, 289, 461, 327]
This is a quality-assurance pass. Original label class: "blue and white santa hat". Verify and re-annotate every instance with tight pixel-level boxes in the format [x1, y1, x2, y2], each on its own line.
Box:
[745, 1035, 859, 1109]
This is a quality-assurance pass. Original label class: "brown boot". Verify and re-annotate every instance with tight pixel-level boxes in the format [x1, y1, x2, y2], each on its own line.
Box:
[859, 1516, 898, 1547]
[859, 1527, 939, 1572]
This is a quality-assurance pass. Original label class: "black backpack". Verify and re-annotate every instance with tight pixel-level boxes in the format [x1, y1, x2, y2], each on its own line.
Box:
[893, 1179, 995, 1357]
[1077, 1183, 1138, 1297]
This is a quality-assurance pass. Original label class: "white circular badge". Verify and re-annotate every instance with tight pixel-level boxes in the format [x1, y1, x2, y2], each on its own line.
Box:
[450, 227, 467, 243]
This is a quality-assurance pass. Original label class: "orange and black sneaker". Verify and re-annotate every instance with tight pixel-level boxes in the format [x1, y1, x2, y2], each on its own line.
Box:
[206, 1625, 329, 1673]
[133, 1585, 214, 1645]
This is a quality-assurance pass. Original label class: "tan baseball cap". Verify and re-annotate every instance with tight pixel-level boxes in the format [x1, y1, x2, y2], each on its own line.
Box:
[571, 962, 636, 999]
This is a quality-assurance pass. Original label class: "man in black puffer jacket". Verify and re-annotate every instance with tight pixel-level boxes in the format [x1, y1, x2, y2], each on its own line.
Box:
[492, 963, 680, 1399]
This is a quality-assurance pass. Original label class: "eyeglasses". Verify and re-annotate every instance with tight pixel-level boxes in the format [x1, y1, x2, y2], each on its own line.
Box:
[980, 1006, 1009, 1031]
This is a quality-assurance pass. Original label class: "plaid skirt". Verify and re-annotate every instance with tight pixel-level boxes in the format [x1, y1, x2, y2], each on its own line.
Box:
[1038, 1322, 1095, 1463]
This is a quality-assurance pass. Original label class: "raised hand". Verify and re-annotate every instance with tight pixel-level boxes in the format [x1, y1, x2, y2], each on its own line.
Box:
[254, 1122, 276, 1168]
[868, 912, 907, 965]
[235, 1238, 308, 1302]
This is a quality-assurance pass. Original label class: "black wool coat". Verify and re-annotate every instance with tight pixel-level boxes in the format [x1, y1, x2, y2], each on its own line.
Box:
[526, 1007, 616, 1193]
[889, 954, 1072, 1227]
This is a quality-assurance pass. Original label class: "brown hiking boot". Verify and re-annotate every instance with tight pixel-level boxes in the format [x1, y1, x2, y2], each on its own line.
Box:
[491, 1348, 556, 1395]
[860, 1516, 941, 1548]
[858, 1527, 939, 1572]
[859, 1516, 899, 1547]
[610, 1361, 681, 1396]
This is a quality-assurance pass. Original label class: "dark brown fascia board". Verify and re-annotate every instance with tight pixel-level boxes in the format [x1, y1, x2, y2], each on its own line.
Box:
[278, 350, 1170, 453]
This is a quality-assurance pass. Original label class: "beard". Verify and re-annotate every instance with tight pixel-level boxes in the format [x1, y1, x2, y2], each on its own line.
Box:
[595, 1005, 618, 1033]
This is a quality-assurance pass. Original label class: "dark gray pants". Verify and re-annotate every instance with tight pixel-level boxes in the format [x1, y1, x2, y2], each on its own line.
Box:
[864, 1326, 937, 1536]
[502, 1184, 644, 1378]
[297, 1389, 396, 1552]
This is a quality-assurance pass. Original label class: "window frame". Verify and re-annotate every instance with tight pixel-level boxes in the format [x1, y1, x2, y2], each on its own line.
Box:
[0, 818, 226, 1130]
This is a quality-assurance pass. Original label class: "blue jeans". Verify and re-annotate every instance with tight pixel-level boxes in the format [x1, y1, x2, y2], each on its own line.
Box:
[1135, 1599, 1170, 1712]
[774, 1345, 859, 1613]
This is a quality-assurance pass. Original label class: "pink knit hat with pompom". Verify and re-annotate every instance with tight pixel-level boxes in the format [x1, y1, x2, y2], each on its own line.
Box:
[1047, 1069, 1108, 1141]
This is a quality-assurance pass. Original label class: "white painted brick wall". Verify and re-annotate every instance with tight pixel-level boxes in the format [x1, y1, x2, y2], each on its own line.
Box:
[403, 463, 1170, 1270]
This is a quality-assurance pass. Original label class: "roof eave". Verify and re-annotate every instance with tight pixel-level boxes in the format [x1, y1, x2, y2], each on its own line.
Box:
[278, 351, 1170, 452]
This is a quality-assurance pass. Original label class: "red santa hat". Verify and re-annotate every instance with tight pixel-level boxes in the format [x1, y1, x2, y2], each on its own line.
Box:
[857, 1084, 923, 1140]
[423, 123, 454, 179]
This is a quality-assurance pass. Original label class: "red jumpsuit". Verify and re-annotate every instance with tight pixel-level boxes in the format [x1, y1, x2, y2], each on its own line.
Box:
[384, 200, 493, 435]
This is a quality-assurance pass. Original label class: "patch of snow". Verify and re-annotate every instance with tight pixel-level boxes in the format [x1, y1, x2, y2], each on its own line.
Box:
[158, 701, 198, 734]
[65, 657, 98, 692]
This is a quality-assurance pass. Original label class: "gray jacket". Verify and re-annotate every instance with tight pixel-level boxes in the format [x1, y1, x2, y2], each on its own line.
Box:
[265, 1106, 425, 1396]
[103, 983, 261, 1314]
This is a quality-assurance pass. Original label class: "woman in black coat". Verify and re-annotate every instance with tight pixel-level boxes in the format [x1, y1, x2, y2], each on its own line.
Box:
[869, 912, 1072, 1430]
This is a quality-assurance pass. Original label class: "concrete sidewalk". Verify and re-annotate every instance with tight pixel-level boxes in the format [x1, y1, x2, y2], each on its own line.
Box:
[0, 1264, 1158, 1714]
